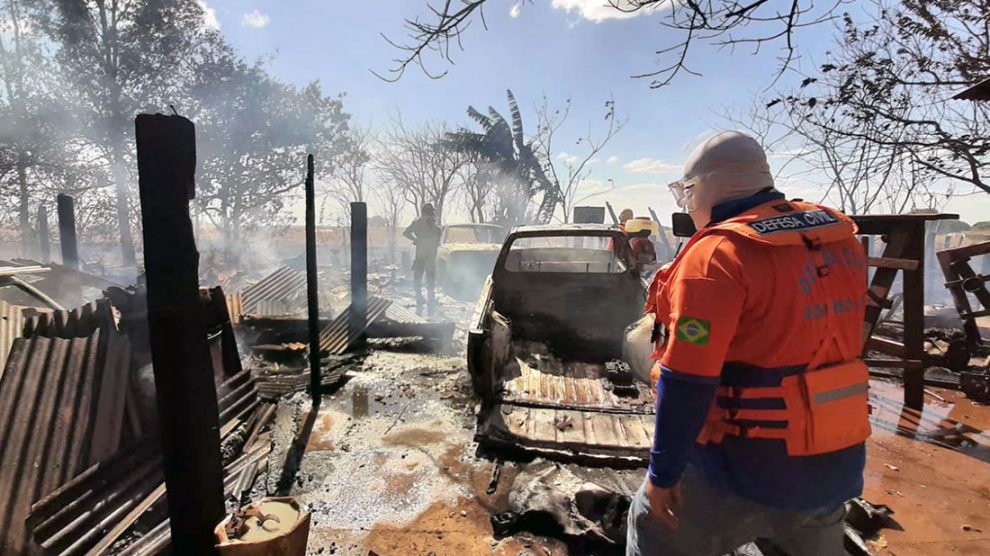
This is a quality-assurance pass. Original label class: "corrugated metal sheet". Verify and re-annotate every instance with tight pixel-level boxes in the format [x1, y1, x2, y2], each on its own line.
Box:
[23, 300, 112, 338]
[240, 267, 307, 316]
[28, 402, 272, 556]
[25, 369, 266, 556]
[383, 301, 427, 325]
[0, 300, 24, 372]
[318, 296, 392, 354]
[0, 321, 133, 554]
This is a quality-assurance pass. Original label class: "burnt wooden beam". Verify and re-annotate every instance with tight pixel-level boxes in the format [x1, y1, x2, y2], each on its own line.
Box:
[349, 202, 368, 351]
[56, 194, 79, 270]
[901, 221, 926, 410]
[134, 113, 224, 554]
[305, 154, 321, 409]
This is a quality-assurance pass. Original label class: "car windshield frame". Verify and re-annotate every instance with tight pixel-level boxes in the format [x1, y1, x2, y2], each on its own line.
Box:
[442, 224, 506, 245]
[497, 229, 634, 274]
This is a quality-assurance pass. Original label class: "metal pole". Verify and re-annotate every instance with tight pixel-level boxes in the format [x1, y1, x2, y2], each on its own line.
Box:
[56, 194, 79, 270]
[305, 154, 321, 409]
[134, 113, 224, 554]
[37, 205, 50, 263]
[350, 202, 368, 351]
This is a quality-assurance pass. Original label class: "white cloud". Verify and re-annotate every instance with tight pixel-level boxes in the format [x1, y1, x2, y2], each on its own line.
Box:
[241, 9, 270, 28]
[558, 151, 579, 166]
[197, 1, 220, 30]
[606, 155, 620, 165]
[509, 3, 522, 18]
[550, 0, 655, 23]
[623, 157, 682, 175]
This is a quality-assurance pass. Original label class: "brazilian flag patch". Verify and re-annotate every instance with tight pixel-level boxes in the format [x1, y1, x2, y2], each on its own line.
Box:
[675, 316, 711, 345]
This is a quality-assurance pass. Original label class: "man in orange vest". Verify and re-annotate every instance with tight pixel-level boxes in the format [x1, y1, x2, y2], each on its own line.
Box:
[627, 131, 870, 556]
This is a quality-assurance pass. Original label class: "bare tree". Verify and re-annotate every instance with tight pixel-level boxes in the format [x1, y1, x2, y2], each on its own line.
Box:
[374, 118, 467, 221]
[723, 98, 925, 214]
[381, 0, 848, 87]
[779, 0, 990, 195]
[320, 126, 371, 224]
[534, 95, 624, 222]
[717, 0, 989, 216]
[371, 176, 405, 263]
[457, 162, 488, 223]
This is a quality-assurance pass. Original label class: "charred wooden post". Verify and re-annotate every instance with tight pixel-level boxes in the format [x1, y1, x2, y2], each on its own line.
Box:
[854, 214, 957, 411]
[305, 154, 321, 408]
[350, 202, 368, 351]
[37, 205, 50, 263]
[134, 113, 224, 554]
[901, 221, 926, 410]
[56, 194, 79, 270]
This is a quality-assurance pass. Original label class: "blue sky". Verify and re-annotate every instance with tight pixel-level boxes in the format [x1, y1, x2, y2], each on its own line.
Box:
[200, 0, 990, 224]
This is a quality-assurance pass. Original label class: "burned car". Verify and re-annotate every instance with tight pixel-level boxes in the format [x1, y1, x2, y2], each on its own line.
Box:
[467, 224, 655, 464]
[436, 223, 506, 298]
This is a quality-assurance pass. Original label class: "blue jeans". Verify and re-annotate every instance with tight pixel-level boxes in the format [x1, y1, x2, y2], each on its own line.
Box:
[626, 466, 846, 556]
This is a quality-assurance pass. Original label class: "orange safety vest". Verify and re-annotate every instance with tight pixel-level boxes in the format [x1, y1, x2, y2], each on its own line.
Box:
[648, 200, 871, 457]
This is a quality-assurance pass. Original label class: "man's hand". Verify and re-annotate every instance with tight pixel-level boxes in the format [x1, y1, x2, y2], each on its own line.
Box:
[646, 480, 682, 529]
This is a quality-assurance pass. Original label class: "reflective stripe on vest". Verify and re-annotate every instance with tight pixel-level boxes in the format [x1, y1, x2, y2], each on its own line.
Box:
[813, 381, 869, 405]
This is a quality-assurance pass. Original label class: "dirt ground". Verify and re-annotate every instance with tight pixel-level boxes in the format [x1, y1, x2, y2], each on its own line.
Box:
[276, 348, 571, 556]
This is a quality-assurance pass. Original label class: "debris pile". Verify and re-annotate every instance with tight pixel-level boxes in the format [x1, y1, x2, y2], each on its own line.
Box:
[0, 261, 276, 554]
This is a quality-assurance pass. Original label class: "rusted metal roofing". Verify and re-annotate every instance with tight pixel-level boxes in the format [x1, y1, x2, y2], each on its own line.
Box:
[240, 266, 307, 316]
[22, 300, 113, 338]
[383, 300, 427, 325]
[0, 322, 133, 554]
[0, 300, 24, 371]
[25, 370, 267, 555]
[319, 296, 392, 354]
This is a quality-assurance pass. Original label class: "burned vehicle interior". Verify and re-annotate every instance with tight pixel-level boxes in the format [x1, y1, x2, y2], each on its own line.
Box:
[470, 226, 657, 464]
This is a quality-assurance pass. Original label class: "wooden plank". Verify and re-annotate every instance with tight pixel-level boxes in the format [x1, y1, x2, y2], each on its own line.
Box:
[866, 336, 906, 357]
[581, 411, 597, 447]
[555, 410, 586, 446]
[591, 413, 623, 447]
[868, 257, 920, 271]
[532, 409, 557, 444]
[619, 414, 649, 448]
[863, 359, 925, 370]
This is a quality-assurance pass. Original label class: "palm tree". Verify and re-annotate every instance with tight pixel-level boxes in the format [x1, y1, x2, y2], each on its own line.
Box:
[444, 90, 558, 226]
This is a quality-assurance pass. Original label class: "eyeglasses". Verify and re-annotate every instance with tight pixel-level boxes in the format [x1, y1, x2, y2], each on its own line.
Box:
[668, 176, 701, 209]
